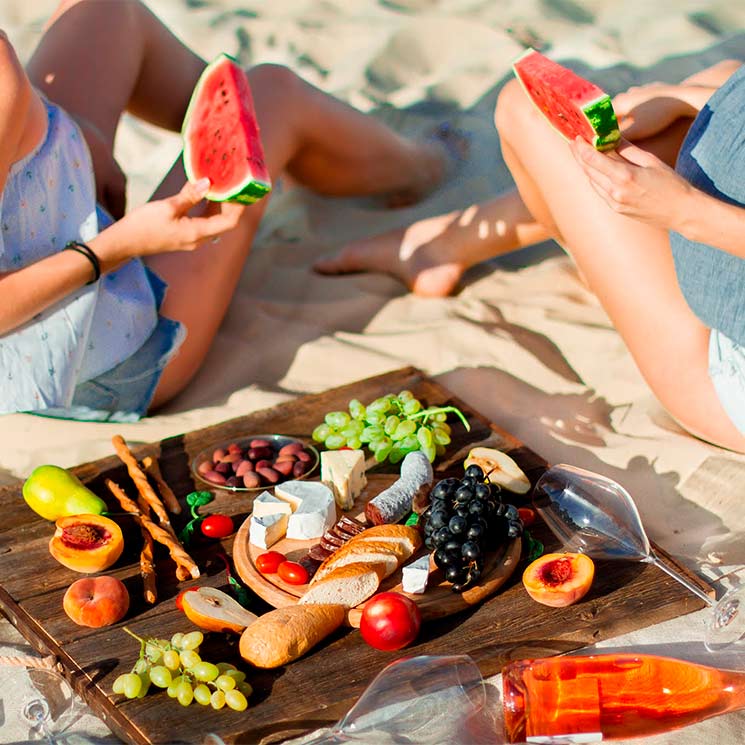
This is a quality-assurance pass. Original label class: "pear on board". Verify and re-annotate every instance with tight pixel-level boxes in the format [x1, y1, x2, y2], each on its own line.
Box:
[23, 465, 107, 521]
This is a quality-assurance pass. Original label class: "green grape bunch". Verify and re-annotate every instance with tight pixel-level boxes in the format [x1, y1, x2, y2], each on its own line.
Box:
[312, 390, 470, 464]
[112, 628, 252, 711]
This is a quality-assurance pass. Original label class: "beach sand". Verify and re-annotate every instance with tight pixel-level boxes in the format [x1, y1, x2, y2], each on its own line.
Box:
[2, 1, 745, 742]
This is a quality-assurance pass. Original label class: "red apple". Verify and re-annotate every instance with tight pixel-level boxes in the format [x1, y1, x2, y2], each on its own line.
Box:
[359, 591, 421, 651]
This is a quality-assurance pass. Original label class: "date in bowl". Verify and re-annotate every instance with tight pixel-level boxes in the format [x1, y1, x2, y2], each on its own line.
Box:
[191, 434, 319, 492]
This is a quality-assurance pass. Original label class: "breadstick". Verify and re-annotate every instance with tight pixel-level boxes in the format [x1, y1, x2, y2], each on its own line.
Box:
[133, 492, 158, 603]
[142, 455, 181, 515]
[106, 479, 200, 580]
[140, 525, 157, 604]
[111, 435, 172, 529]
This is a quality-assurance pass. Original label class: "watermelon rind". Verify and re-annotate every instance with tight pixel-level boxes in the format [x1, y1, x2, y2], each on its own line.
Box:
[182, 53, 272, 204]
[512, 48, 620, 152]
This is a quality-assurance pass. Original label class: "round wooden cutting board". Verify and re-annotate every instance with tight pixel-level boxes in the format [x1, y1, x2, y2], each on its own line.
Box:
[232, 474, 522, 627]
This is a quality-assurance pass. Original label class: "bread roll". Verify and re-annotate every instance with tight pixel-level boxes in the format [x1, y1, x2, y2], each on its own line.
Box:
[239, 604, 345, 669]
[299, 561, 386, 607]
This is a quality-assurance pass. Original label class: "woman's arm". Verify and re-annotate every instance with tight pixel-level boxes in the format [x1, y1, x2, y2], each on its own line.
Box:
[0, 179, 240, 335]
[571, 137, 745, 261]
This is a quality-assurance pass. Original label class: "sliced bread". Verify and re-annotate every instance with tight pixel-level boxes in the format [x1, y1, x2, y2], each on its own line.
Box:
[310, 539, 408, 585]
[299, 561, 386, 608]
[348, 524, 422, 558]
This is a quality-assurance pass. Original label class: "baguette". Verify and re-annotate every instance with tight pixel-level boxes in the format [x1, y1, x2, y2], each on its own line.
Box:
[239, 604, 345, 669]
[300, 561, 387, 607]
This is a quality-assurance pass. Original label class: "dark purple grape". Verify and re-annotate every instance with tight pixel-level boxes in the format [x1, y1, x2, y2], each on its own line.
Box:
[433, 526, 453, 547]
[434, 548, 458, 568]
[428, 509, 450, 530]
[504, 504, 519, 521]
[454, 486, 474, 504]
[445, 566, 468, 584]
[444, 539, 462, 554]
[466, 522, 485, 542]
[448, 515, 468, 536]
[460, 476, 477, 490]
[474, 482, 491, 500]
[465, 464, 484, 481]
[455, 506, 470, 519]
[461, 541, 482, 560]
[468, 500, 487, 517]
[494, 502, 507, 518]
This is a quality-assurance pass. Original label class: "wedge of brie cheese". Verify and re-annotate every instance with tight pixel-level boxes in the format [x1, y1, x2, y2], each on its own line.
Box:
[249, 512, 288, 549]
[252, 490, 294, 518]
[279, 481, 336, 540]
[402, 554, 431, 594]
[320, 449, 367, 510]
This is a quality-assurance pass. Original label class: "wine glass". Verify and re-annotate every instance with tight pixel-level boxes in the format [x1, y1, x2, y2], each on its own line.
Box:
[302, 654, 492, 744]
[14, 666, 87, 743]
[531, 464, 745, 652]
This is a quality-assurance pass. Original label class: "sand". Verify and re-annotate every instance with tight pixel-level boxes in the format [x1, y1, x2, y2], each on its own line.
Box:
[2, 1, 745, 742]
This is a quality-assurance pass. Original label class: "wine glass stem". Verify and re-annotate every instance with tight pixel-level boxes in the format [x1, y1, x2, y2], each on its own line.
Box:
[648, 553, 715, 607]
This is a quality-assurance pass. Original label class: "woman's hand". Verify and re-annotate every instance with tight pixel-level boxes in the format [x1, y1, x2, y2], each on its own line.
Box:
[570, 136, 694, 231]
[612, 82, 695, 141]
[94, 179, 244, 269]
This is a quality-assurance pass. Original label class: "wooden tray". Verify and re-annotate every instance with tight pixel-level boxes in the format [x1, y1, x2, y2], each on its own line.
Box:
[0, 367, 715, 745]
[232, 470, 523, 627]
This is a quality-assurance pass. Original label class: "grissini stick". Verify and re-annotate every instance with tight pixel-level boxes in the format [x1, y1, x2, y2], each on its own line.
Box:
[111, 435, 173, 529]
[106, 478, 200, 580]
[142, 455, 181, 515]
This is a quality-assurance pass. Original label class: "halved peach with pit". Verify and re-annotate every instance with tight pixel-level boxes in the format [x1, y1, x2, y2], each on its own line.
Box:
[522, 552, 595, 607]
[49, 514, 124, 573]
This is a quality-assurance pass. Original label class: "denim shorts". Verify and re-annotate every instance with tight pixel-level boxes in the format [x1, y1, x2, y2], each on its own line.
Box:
[709, 329, 745, 435]
[36, 268, 185, 423]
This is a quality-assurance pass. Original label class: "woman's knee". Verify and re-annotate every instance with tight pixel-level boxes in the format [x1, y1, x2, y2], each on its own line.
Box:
[494, 78, 532, 144]
[246, 63, 303, 100]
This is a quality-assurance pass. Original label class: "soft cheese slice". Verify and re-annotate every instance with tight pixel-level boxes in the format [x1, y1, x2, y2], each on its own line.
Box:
[402, 554, 431, 595]
[280, 481, 337, 540]
[320, 449, 367, 510]
[249, 512, 288, 549]
[252, 490, 293, 518]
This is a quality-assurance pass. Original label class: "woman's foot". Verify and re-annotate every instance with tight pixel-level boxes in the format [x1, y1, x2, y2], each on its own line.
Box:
[313, 211, 467, 297]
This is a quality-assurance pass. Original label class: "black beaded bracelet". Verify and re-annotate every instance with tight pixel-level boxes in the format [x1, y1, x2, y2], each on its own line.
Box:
[64, 240, 101, 285]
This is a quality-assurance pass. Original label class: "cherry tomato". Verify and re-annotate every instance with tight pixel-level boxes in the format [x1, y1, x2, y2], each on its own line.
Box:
[277, 560, 309, 585]
[175, 587, 198, 612]
[255, 551, 287, 574]
[359, 591, 421, 651]
[517, 507, 536, 527]
[200, 513, 234, 539]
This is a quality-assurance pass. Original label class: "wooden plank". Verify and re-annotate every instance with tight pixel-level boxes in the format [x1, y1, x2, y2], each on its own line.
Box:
[0, 367, 714, 745]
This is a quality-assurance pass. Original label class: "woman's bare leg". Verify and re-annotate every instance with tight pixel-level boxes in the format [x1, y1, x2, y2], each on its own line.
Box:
[495, 78, 745, 451]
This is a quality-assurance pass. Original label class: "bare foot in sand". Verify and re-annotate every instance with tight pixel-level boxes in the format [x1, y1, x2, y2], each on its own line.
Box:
[314, 191, 550, 296]
[314, 211, 469, 297]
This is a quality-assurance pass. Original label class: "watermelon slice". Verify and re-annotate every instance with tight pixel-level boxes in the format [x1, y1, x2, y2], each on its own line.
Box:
[512, 48, 620, 152]
[182, 54, 272, 203]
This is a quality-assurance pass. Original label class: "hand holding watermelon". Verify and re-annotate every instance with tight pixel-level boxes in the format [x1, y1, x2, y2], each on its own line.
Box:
[570, 137, 694, 231]
[99, 179, 244, 261]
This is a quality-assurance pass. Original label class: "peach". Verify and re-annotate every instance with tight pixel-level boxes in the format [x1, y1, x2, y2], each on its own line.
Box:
[49, 514, 124, 573]
[63, 575, 130, 628]
[522, 552, 595, 607]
